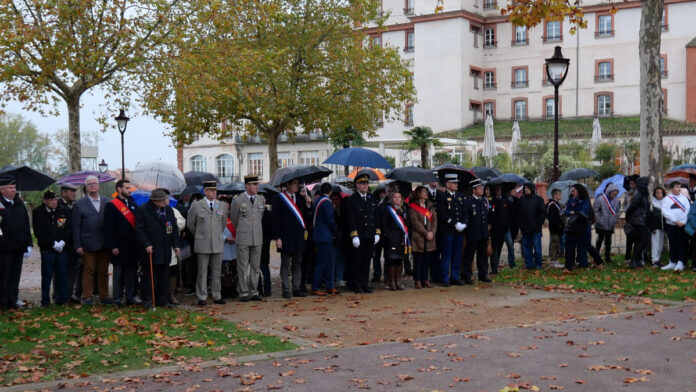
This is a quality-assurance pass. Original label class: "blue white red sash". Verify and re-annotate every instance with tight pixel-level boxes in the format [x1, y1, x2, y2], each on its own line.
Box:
[601, 194, 616, 217]
[313, 196, 330, 227]
[279, 191, 306, 229]
[388, 206, 408, 234]
[668, 194, 686, 212]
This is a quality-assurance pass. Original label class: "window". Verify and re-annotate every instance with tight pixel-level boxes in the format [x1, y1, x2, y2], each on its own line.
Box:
[405, 31, 414, 52]
[545, 98, 555, 118]
[277, 152, 292, 168]
[660, 55, 667, 78]
[514, 99, 527, 120]
[371, 34, 381, 48]
[597, 94, 612, 117]
[483, 0, 496, 9]
[484, 27, 496, 48]
[596, 60, 613, 82]
[216, 154, 234, 180]
[662, 7, 668, 31]
[190, 155, 206, 172]
[484, 101, 495, 119]
[596, 14, 614, 37]
[512, 67, 528, 88]
[298, 151, 319, 166]
[470, 25, 481, 48]
[404, 0, 414, 15]
[514, 26, 527, 45]
[545, 20, 561, 42]
[248, 153, 264, 177]
[405, 104, 414, 126]
[484, 71, 496, 89]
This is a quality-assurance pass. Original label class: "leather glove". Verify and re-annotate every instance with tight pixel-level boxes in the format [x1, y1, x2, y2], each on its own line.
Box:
[374, 234, 380, 244]
[352, 236, 361, 248]
[23, 246, 32, 259]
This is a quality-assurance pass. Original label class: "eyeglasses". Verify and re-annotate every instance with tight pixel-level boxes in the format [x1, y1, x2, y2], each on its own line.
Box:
[86, 183, 99, 186]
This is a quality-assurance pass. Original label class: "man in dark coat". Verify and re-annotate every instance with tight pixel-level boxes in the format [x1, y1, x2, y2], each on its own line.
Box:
[33, 190, 72, 306]
[345, 171, 381, 293]
[435, 173, 466, 286]
[104, 179, 141, 305]
[515, 182, 546, 269]
[135, 188, 181, 308]
[311, 183, 339, 296]
[490, 187, 516, 270]
[58, 183, 81, 302]
[272, 178, 311, 298]
[0, 175, 32, 311]
[462, 179, 490, 284]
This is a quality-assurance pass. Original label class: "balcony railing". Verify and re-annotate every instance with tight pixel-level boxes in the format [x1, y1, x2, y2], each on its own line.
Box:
[543, 34, 563, 43]
[595, 30, 615, 38]
[595, 74, 614, 82]
[511, 39, 529, 46]
[483, 40, 497, 48]
[511, 81, 529, 88]
[483, 82, 497, 90]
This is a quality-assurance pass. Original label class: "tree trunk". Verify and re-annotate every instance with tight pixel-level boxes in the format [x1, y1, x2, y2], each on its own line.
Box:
[639, 0, 664, 183]
[421, 144, 429, 169]
[67, 95, 82, 172]
[267, 130, 280, 178]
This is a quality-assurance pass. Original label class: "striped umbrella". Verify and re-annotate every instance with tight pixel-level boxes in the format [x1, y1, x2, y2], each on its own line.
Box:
[58, 170, 116, 185]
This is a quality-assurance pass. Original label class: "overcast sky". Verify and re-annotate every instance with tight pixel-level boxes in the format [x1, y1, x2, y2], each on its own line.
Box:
[5, 89, 177, 172]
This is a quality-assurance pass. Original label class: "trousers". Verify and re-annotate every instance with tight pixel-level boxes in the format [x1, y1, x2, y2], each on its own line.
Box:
[236, 245, 261, 297]
[196, 252, 223, 300]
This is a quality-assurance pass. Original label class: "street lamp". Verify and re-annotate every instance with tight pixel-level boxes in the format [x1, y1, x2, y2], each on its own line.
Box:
[98, 159, 108, 173]
[545, 46, 570, 182]
[114, 109, 130, 181]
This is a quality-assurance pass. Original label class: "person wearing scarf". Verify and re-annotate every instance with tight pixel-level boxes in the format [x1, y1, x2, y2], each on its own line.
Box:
[408, 186, 437, 289]
[381, 191, 410, 290]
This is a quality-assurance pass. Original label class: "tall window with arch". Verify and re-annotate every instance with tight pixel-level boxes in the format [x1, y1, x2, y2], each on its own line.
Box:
[190, 155, 207, 172]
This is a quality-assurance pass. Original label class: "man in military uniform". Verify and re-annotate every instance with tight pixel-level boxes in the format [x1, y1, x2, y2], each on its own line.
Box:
[58, 183, 81, 302]
[345, 170, 381, 293]
[0, 175, 32, 311]
[436, 173, 466, 286]
[462, 178, 491, 284]
[187, 181, 228, 306]
[230, 175, 265, 302]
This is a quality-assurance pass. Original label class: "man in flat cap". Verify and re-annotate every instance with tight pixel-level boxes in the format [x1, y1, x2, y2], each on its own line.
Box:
[230, 175, 265, 302]
[462, 178, 491, 284]
[0, 175, 32, 310]
[344, 170, 381, 293]
[187, 180, 228, 306]
[33, 190, 72, 306]
[436, 173, 466, 286]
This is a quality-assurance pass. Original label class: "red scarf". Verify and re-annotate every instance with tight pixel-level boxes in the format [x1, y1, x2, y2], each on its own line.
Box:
[226, 218, 236, 237]
[409, 202, 432, 221]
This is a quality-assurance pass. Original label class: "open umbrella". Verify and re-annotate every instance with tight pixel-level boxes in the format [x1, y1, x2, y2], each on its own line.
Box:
[469, 167, 501, 182]
[307, 182, 353, 197]
[0, 164, 56, 191]
[58, 170, 116, 185]
[324, 147, 393, 169]
[433, 164, 478, 184]
[218, 182, 246, 195]
[559, 168, 599, 181]
[130, 190, 178, 207]
[489, 173, 527, 193]
[131, 161, 187, 195]
[482, 114, 497, 163]
[664, 177, 689, 187]
[594, 174, 626, 199]
[347, 167, 385, 181]
[177, 185, 203, 197]
[269, 165, 332, 187]
[510, 121, 521, 156]
[386, 167, 437, 183]
[547, 180, 591, 205]
[258, 184, 280, 195]
[184, 171, 217, 186]
[664, 164, 696, 181]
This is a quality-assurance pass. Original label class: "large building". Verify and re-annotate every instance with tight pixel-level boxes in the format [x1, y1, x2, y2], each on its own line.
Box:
[181, 0, 696, 180]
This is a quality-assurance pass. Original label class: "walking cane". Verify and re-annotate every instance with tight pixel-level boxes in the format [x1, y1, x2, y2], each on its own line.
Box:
[149, 251, 156, 311]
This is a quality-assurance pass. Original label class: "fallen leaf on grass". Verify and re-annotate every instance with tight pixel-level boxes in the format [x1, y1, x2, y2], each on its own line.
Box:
[624, 376, 650, 383]
[294, 379, 307, 384]
[507, 352, 522, 357]
[396, 374, 414, 381]
[452, 377, 470, 382]
[634, 369, 654, 375]
[558, 363, 568, 368]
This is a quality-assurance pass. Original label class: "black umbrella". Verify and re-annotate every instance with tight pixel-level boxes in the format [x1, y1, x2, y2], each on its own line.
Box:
[258, 183, 280, 195]
[489, 173, 528, 193]
[269, 165, 332, 187]
[623, 174, 640, 191]
[0, 164, 56, 191]
[184, 171, 217, 186]
[217, 182, 246, 195]
[177, 185, 203, 197]
[469, 167, 502, 182]
[559, 168, 600, 181]
[386, 167, 437, 183]
[433, 164, 478, 185]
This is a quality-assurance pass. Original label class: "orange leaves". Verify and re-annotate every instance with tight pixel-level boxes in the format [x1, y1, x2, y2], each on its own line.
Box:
[624, 376, 650, 383]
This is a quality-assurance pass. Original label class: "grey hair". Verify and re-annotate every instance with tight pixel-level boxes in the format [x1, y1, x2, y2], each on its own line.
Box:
[84, 175, 99, 185]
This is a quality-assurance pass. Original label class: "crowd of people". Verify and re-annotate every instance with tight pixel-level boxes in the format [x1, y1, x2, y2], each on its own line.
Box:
[0, 169, 694, 311]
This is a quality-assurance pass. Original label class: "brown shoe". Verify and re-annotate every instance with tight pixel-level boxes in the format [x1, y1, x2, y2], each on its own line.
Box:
[168, 294, 180, 305]
[328, 288, 340, 295]
[423, 281, 432, 288]
[414, 281, 422, 289]
[310, 290, 327, 296]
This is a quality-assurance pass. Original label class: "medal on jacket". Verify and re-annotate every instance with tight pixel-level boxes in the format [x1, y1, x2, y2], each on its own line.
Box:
[473, 208, 477, 216]
[166, 221, 173, 234]
[304, 231, 308, 240]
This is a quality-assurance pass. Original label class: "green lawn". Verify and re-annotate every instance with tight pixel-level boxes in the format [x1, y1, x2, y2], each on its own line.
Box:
[0, 305, 296, 387]
[494, 258, 696, 302]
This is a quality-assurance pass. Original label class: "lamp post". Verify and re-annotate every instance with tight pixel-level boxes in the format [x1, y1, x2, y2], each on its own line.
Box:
[98, 159, 108, 173]
[114, 110, 130, 181]
[545, 46, 570, 183]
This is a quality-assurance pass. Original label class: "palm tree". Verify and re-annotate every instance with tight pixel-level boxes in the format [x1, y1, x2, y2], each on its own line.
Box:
[404, 126, 442, 169]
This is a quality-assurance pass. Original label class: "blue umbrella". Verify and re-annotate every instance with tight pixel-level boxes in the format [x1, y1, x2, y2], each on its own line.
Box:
[594, 174, 626, 199]
[131, 190, 178, 207]
[324, 147, 393, 169]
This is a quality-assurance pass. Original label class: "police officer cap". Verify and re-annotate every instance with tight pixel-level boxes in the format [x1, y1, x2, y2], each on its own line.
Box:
[354, 169, 372, 184]
[444, 173, 459, 183]
[150, 189, 169, 201]
[0, 174, 16, 186]
[244, 175, 260, 184]
[202, 180, 217, 190]
[469, 178, 483, 188]
[60, 183, 78, 191]
[43, 190, 57, 199]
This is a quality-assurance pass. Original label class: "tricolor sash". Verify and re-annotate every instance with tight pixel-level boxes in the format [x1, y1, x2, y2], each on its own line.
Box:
[668, 194, 686, 212]
[409, 202, 432, 221]
[388, 206, 410, 254]
[313, 196, 331, 227]
[601, 194, 616, 217]
[279, 192, 306, 230]
[111, 198, 135, 228]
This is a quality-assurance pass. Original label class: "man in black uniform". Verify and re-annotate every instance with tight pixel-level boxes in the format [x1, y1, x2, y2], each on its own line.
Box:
[104, 179, 141, 305]
[0, 175, 32, 311]
[57, 183, 81, 302]
[462, 178, 491, 284]
[436, 173, 466, 286]
[345, 170, 381, 293]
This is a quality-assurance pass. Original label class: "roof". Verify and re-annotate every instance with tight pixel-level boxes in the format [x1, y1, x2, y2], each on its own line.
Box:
[687, 37, 696, 48]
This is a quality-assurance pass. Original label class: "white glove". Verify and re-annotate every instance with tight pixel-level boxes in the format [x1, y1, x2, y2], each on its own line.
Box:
[455, 222, 465, 232]
[374, 234, 380, 244]
[52, 241, 61, 252]
[57, 240, 65, 248]
[352, 237, 361, 248]
[23, 246, 32, 259]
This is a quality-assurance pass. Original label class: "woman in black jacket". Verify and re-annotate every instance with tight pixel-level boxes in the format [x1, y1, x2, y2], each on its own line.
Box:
[625, 177, 652, 269]
[381, 191, 410, 290]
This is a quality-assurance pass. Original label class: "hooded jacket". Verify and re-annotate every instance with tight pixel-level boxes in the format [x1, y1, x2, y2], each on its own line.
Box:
[593, 183, 621, 231]
[515, 182, 546, 235]
[625, 177, 651, 227]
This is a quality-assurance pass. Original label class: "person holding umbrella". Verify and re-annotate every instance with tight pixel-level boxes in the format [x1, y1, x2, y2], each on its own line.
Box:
[436, 173, 466, 286]
[345, 170, 381, 293]
[134, 188, 181, 308]
[593, 183, 621, 265]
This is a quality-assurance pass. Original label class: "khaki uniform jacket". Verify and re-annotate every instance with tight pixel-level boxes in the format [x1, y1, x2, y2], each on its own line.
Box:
[229, 193, 265, 247]
[186, 198, 228, 254]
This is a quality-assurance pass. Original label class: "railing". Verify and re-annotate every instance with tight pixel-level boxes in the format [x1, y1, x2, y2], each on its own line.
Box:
[483, 1, 497, 10]
[511, 81, 529, 88]
[595, 74, 614, 82]
[595, 30, 615, 38]
[543, 34, 563, 43]
[511, 39, 529, 46]
[483, 82, 497, 90]
[483, 40, 497, 48]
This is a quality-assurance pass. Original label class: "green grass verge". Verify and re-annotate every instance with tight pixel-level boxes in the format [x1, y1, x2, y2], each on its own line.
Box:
[494, 257, 696, 302]
[0, 305, 296, 386]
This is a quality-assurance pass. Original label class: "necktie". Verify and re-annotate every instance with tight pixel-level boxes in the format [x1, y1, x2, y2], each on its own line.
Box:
[209, 201, 214, 211]
[7, 199, 13, 206]
[250, 196, 255, 205]
[363, 195, 366, 202]
[292, 195, 295, 203]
